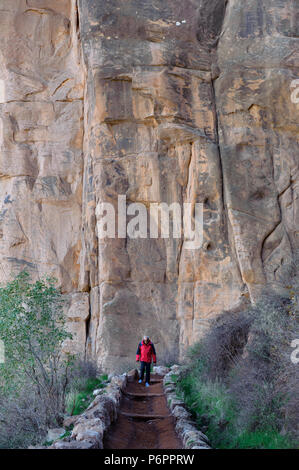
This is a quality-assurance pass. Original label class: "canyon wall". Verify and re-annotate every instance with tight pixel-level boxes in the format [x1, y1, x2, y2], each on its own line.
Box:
[0, 0, 298, 371]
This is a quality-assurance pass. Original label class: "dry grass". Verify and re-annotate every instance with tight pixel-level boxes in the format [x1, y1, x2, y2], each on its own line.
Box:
[177, 288, 299, 448]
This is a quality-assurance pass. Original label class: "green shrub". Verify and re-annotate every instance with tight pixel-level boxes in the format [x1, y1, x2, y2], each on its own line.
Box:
[0, 271, 73, 448]
[66, 376, 108, 416]
[0, 271, 105, 448]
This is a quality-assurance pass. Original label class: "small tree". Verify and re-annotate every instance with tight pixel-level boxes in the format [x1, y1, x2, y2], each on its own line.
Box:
[0, 271, 73, 443]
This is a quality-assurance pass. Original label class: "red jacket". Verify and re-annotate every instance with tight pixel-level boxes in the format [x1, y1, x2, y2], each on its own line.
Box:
[136, 340, 156, 363]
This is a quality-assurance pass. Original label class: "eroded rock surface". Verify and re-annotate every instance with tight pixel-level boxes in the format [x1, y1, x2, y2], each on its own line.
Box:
[0, 0, 86, 355]
[216, 0, 299, 301]
[0, 0, 298, 369]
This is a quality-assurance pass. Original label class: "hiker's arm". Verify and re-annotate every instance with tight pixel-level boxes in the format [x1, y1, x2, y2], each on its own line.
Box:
[151, 343, 157, 363]
[136, 343, 141, 361]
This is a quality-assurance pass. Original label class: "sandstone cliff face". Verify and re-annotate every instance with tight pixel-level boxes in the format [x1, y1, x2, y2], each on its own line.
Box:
[0, 0, 298, 371]
[216, 0, 299, 302]
[0, 0, 86, 353]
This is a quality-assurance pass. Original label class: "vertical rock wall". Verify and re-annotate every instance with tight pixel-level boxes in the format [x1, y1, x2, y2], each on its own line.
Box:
[216, 0, 299, 300]
[77, 0, 245, 370]
[0, 0, 87, 354]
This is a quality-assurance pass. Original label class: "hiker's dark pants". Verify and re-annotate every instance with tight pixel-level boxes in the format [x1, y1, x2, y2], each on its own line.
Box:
[140, 361, 151, 383]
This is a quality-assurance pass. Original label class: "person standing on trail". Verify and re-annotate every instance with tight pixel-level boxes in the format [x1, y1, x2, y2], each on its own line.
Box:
[136, 336, 156, 387]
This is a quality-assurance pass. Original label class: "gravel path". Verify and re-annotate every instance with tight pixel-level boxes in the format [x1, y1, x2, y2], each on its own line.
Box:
[103, 374, 183, 449]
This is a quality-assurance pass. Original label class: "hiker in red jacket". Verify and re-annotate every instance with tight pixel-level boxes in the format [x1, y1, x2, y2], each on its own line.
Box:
[136, 336, 156, 387]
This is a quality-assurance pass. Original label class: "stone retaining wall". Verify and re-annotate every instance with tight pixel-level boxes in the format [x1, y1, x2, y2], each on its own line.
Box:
[163, 365, 211, 449]
[50, 373, 129, 449]
[48, 365, 211, 449]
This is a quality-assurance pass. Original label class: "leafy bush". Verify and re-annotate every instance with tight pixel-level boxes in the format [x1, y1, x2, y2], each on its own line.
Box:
[0, 271, 74, 447]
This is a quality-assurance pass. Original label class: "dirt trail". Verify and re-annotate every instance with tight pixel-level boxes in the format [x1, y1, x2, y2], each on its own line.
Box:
[103, 374, 183, 449]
